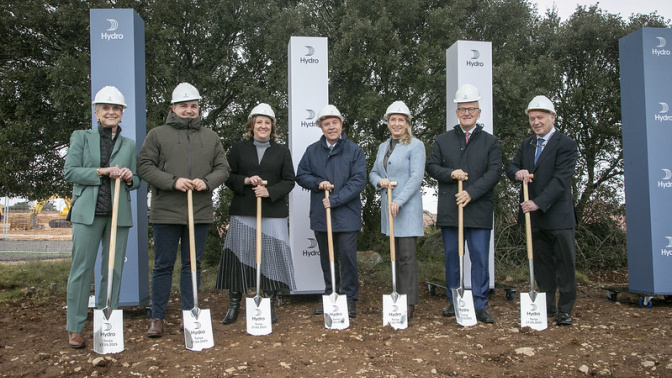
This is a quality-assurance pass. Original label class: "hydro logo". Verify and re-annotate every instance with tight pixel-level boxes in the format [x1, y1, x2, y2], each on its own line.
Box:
[652, 36, 670, 56]
[659, 169, 672, 189]
[300, 46, 319, 64]
[654, 102, 672, 122]
[661, 236, 672, 257]
[101, 18, 124, 40]
[466, 49, 484, 67]
[302, 237, 320, 257]
[301, 109, 317, 127]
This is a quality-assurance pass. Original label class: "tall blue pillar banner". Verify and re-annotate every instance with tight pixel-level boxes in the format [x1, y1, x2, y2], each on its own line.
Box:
[620, 27, 672, 295]
[90, 9, 149, 306]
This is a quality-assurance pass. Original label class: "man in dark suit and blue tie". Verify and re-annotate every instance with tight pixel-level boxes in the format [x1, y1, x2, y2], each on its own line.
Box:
[506, 95, 578, 326]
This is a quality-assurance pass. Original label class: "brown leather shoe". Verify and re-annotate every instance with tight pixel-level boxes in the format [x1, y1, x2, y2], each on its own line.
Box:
[68, 332, 85, 349]
[147, 318, 164, 338]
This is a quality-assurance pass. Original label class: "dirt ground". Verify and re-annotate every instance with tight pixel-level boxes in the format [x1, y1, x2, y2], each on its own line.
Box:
[1, 272, 671, 377]
[1, 216, 672, 377]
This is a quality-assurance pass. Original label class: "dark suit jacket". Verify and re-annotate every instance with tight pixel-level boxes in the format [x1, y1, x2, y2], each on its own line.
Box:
[506, 130, 577, 230]
[226, 140, 295, 218]
[64, 127, 141, 227]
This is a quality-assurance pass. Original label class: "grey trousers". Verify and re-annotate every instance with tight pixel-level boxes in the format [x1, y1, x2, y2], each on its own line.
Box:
[394, 237, 419, 305]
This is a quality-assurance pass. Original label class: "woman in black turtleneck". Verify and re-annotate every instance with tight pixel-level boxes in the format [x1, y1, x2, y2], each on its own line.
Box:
[215, 103, 296, 325]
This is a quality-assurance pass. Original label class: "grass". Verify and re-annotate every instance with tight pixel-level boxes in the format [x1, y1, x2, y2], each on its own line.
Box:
[0, 245, 220, 303]
[0, 260, 71, 302]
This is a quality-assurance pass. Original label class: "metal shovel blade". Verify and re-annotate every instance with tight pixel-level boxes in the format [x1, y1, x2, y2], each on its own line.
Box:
[246, 296, 272, 336]
[520, 291, 548, 331]
[382, 292, 408, 329]
[93, 308, 124, 354]
[451, 288, 477, 327]
[323, 292, 349, 330]
[182, 308, 214, 351]
[519, 178, 547, 331]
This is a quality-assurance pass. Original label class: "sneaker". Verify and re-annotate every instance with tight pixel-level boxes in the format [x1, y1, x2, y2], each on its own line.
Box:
[556, 312, 572, 326]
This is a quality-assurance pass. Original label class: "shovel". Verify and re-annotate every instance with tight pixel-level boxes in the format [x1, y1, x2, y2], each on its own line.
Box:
[323, 185, 349, 330]
[94, 177, 124, 354]
[520, 174, 548, 330]
[382, 182, 408, 329]
[183, 189, 214, 351]
[452, 179, 477, 327]
[246, 180, 272, 336]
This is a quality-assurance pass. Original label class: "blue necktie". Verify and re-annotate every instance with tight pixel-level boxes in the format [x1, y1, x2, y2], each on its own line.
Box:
[534, 138, 544, 164]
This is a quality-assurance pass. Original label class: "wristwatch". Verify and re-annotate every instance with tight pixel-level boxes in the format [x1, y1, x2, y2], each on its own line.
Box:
[96, 167, 103, 177]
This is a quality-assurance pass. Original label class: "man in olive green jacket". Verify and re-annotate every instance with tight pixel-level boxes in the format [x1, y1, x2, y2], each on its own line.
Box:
[138, 82, 230, 337]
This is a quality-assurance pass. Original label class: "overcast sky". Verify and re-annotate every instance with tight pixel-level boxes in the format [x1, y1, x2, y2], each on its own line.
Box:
[531, 0, 672, 21]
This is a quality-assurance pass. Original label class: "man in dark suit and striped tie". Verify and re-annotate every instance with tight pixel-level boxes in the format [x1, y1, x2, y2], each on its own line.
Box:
[506, 95, 578, 326]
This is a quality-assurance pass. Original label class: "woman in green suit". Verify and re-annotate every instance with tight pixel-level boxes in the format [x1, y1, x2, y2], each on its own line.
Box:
[63, 86, 140, 349]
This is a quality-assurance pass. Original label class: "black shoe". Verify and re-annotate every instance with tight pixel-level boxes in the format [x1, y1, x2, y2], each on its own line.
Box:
[556, 312, 572, 326]
[267, 291, 278, 324]
[475, 309, 494, 324]
[314, 307, 324, 315]
[442, 304, 455, 317]
[222, 291, 242, 325]
[407, 304, 415, 321]
[347, 298, 356, 318]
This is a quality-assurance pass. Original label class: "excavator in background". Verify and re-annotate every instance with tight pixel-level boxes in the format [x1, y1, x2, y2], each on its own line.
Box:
[9, 195, 72, 230]
[50, 197, 72, 228]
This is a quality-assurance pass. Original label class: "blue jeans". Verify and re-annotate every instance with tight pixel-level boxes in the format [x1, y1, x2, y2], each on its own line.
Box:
[441, 227, 491, 310]
[151, 223, 209, 319]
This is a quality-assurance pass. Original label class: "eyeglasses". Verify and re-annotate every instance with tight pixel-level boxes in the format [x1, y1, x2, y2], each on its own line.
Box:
[456, 107, 480, 115]
[529, 139, 546, 148]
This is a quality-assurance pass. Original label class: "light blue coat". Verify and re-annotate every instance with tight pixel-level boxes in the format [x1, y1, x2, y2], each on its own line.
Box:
[369, 137, 426, 237]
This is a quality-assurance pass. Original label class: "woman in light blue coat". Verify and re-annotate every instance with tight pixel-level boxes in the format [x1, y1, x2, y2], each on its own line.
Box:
[369, 101, 425, 319]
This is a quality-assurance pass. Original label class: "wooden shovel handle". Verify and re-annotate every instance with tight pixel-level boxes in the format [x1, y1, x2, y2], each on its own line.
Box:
[324, 185, 335, 263]
[458, 180, 464, 258]
[256, 180, 268, 265]
[108, 178, 121, 270]
[187, 189, 197, 273]
[387, 181, 398, 262]
[523, 174, 534, 259]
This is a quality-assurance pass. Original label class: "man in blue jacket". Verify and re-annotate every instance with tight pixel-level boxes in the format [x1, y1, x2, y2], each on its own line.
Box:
[296, 104, 366, 318]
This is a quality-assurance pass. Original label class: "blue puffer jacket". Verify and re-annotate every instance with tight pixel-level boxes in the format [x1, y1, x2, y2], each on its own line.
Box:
[296, 133, 367, 232]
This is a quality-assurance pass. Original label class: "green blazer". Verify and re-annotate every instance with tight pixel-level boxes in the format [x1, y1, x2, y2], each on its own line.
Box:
[64, 127, 140, 227]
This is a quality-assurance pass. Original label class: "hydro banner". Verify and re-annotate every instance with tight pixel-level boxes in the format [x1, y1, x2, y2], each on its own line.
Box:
[288, 37, 329, 293]
[90, 9, 149, 306]
[620, 27, 672, 295]
[446, 40, 495, 290]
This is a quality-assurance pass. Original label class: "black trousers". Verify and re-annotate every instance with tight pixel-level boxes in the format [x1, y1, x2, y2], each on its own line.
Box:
[394, 237, 419, 305]
[314, 231, 359, 301]
[532, 228, 576, 314]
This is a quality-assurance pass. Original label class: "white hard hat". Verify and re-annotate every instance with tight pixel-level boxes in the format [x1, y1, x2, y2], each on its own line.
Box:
[316, 104, 343, 123]
[171, 82, 202, 104]
[526, 95, 556, 114]
[249, 103, 276, 122]
[453, 84, 481, 103]
[384, 100, 412, 121]
[92, 86, 127, 108]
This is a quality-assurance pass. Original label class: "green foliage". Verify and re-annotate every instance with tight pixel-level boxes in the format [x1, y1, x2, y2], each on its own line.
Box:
[2, 0, 669, 272]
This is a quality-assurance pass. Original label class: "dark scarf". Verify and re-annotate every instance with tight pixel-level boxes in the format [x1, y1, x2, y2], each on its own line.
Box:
[95, 124, 121, 216]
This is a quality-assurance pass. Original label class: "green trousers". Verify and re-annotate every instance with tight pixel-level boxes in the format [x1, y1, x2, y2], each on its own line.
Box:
[66, 216, 129, 332]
